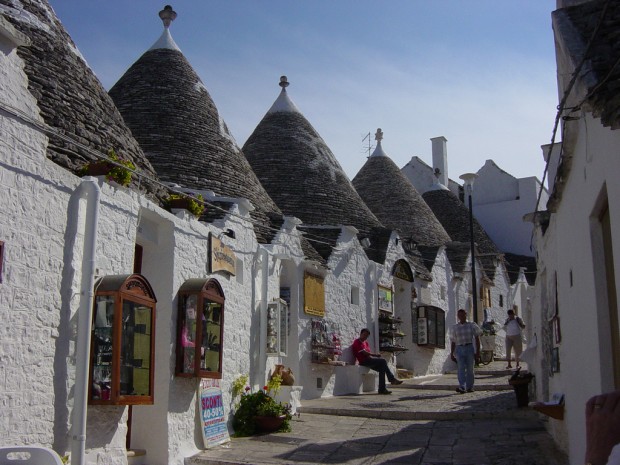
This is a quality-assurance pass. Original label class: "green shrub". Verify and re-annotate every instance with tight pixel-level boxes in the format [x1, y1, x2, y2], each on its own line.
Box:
[231, 376, 292, 437]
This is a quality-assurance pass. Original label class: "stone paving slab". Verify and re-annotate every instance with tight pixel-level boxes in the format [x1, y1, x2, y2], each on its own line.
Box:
[188, 366, 566, 465]
[188, 415, 567, 465]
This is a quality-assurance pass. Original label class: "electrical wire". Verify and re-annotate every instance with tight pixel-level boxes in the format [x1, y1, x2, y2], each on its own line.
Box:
[534, 0, 611, 215]
[0, 94, 534, 278]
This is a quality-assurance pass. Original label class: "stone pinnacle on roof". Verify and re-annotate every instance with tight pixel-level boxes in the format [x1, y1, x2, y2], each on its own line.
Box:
[267, 75, 300, 114]
[159, 5, 177, 27]
[370, 128, 387, 158]
[149, 4, 180, 51]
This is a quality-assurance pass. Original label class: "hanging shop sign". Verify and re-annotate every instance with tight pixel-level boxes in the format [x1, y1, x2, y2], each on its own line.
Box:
[209, 234, 236, 275]
[304, 272, 325, 317]
[378, 285, 393, 313]
[199, 379, 230, 449]
[392, 259, 413, 282]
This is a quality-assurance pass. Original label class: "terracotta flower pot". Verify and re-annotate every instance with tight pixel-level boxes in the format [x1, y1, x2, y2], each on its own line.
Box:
[83, 161, 112, 176]
[254, 415, 286, 433]
[168, 198, 193, 210]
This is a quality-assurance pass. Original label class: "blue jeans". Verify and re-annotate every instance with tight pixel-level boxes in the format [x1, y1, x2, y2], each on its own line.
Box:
[455, 344, 475, 390]
[360, 357, 396, 392]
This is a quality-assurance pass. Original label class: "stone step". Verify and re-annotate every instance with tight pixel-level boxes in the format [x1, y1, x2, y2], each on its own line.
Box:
[297, 404, 536, 421]
[396, 368, 414, 379]
[401, 383, 513, 391]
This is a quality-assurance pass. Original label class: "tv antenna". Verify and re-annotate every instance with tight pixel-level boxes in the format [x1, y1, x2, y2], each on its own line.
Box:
[362, 132, 374, 158]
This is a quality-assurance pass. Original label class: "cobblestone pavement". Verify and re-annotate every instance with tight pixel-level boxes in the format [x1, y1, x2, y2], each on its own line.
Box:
[189, 364, 568, 465]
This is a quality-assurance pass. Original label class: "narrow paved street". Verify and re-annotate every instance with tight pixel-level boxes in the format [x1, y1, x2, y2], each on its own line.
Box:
[189, 363, 568, 465]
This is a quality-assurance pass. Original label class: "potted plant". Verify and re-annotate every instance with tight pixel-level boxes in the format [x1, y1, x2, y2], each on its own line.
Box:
[231, 374, 292, 437]
[166, 193, 205, 217]
[79, 149, 135, 187]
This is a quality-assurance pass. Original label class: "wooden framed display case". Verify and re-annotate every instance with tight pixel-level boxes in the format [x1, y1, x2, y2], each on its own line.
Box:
[89, 274, 157, 405]
[175, 278, 224, 379]
[412, 305, 446, 349]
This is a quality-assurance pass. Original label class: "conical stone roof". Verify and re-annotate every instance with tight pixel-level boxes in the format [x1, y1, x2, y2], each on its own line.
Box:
[108, 6, 284, 244]
[352, 129, 451, 248]
[423, 188, 501, 279]
[2, 0, 163, 197]
[242, 77, 384, 237]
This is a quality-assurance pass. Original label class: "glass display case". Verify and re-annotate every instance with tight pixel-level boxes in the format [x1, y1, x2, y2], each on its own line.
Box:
[310, 318, 342, 364]
[266, 298, 288, 356]
[412, 305, 446, 349]
[176, 278, 224, 378]
[89, 274, 156, 405]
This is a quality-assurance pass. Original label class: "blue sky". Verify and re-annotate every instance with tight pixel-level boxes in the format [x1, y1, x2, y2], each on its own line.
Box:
[51, 1, 558, 183]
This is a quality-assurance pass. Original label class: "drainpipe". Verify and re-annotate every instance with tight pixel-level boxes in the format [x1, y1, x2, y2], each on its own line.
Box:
[372, 262, 380, 352]
[257, 248, 269, 387]
[70, 177, 101, 465]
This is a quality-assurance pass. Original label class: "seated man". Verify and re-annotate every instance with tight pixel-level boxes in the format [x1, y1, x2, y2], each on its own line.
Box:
[351, 328, 402, 395]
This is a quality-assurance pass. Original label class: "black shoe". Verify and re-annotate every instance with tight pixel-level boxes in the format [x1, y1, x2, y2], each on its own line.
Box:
[456, 387, 466, 394]
[391, 379, 403, 385]
[378, 389, 392, 395]
[466, 389, 474, 393]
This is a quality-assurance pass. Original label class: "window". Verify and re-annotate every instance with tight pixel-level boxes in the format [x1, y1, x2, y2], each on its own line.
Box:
[413, 305, 445, 349]
[499, 294, 504, 307]
[90, 274, 157, 405]
[481, 286, 492, 308]
[266, 298, 288, 356]
[350, 286, 360, 305]
[176, 279, 224, 378]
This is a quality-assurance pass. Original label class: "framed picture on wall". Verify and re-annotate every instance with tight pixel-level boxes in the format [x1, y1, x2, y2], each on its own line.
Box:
[378, 285, 393, 313]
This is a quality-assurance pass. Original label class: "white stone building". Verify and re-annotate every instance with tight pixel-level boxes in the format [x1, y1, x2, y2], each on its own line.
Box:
[0, 2, 547, 464]
[528, 1, 620, 463]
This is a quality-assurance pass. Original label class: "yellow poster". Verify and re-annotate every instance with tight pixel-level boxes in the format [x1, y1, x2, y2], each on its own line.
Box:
[304, 272, 325, 317]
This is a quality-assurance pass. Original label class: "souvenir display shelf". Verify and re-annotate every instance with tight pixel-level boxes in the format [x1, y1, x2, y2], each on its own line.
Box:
[379, 310, 408, 354]
[310, 318, 343, 364]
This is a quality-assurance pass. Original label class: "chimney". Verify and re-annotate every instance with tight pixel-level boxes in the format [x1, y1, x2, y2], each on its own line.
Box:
[431, 136, 448, 187]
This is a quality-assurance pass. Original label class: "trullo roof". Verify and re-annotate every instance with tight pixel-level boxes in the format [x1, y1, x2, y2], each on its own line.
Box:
[242, 77, 385, 240]
[352, 129, 451, 248]
[108, 6, 288, 244]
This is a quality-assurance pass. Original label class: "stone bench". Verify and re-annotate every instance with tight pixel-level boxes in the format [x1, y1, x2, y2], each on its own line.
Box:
[333, 364, 377, 395]
[273, 385, 303, 415]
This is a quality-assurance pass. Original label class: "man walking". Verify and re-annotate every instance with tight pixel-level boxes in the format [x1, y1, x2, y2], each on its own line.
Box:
[504, 309, 526, 369]
[450, 309, 482, 394]
[352, 328, 402, 394]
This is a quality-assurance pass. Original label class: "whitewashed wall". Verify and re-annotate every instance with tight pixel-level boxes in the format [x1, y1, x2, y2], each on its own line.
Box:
[473, 160, 546, 257]
[401, 156, 460, 195]
[531, 112, 620, 464]
[401, 248, 455, 375]
[0, 34, 270, 464]
[0, 27, 74, 455]
[296, 229, 375, 399]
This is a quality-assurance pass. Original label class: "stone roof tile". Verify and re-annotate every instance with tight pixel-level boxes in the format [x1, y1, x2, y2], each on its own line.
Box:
[107, 16, 296, 247]
[4, 0, 164, 198]
[243, 83, 385, 242]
